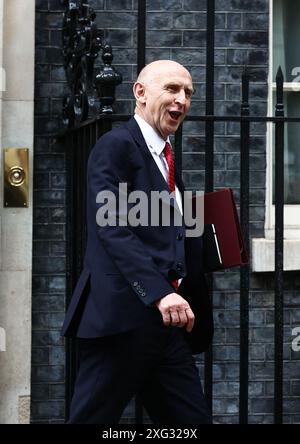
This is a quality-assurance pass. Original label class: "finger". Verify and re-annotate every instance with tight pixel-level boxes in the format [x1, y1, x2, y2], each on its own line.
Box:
[185, 307, 195, 332]
[177, 309, 188, 328]
[169, 310, 180, 325]
[161, 310, 171, 327]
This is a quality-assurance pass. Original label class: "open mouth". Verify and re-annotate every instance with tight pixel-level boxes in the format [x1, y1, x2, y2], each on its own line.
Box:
[168, 111, 182, 122]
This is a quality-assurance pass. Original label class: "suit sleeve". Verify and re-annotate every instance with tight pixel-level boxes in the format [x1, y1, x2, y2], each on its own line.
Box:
[88, 131, 174, 306]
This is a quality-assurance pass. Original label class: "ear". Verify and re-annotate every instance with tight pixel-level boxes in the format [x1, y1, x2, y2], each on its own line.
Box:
[133, 81, 147, 104]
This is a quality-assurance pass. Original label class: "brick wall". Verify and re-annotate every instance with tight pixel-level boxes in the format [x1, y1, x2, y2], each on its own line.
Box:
[32, 0, 67, 423]
[32, 0, 300, 423]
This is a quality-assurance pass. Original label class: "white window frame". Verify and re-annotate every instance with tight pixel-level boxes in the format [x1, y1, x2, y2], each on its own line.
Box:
[252, 0, 300, 272]
[265, 0, 300, 240]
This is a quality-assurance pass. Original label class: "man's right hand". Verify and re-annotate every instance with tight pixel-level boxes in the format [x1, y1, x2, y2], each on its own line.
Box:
[155, 293, 195, 332]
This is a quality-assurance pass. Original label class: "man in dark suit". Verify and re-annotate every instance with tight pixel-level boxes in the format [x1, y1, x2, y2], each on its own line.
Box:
[62, 60, 213, 424]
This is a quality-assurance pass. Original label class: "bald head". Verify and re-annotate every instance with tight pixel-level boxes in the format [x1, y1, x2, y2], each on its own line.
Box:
[133, 59, 193, 140]
[136, 60, 192, 85]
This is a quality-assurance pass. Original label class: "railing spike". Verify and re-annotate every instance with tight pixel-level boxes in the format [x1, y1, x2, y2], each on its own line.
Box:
[276, 66, 284, 81]
[276, 66, 284, 105]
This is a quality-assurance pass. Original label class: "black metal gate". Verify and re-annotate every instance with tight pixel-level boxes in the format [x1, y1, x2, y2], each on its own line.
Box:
[58, 0, 298, 424]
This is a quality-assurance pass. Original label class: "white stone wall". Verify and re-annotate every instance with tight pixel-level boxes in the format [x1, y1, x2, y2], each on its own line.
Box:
[0, 0, 35, 424]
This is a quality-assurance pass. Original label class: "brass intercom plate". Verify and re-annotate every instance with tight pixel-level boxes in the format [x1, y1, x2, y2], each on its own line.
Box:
[4, 148, 29, 207]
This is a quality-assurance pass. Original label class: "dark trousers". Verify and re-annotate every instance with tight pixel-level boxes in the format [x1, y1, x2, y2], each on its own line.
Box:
[68, 314, 212, 424]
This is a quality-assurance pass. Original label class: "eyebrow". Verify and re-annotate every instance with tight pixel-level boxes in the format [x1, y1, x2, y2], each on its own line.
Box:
[165, 82, 195, 95]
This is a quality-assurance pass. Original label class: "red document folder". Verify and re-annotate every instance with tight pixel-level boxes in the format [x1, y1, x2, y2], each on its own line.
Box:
[203, 188, 249, 270]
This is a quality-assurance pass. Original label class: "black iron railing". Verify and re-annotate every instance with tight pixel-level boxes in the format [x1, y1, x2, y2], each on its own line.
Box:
[61, 0, 122, 127]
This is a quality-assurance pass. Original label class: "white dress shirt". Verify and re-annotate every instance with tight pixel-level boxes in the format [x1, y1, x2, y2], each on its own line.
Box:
[134, 114, 183, 215]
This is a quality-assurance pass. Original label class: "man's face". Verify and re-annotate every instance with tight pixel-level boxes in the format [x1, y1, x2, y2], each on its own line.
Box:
[137, 64, 193, 140]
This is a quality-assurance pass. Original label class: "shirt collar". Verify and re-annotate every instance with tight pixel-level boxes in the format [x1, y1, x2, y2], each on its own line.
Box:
[134, 114, 170, 156]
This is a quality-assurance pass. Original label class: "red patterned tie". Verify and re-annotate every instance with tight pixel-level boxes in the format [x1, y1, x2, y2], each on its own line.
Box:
[163, 142, 176, 193]
[163, 142, 179, 293]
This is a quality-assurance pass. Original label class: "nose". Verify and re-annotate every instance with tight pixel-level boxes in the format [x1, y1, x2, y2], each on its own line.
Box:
[174, 88, 186, 105]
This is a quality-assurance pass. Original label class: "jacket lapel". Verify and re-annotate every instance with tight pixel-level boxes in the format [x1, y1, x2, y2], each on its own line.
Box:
[125, 117, 184, 215]
[125, 117, 169, 193]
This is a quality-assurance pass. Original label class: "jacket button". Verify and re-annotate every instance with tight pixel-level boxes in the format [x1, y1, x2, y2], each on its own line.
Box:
[176, 233, 183, 240]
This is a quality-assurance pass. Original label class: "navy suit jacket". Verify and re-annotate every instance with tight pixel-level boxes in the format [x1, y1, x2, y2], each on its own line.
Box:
[62, 117, 213, 353]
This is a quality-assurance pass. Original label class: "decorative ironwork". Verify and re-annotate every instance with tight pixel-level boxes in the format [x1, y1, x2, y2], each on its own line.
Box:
[62, 0, 122, 127]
